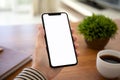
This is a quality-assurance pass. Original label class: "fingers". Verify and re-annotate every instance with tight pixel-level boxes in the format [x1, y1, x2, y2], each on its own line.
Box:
[36, 25, 46, 48]
[74, 40, 80, 56]
[71, 27, 78, 42]
[71, 28, 80, 56]
[37, 24, 45, 38]
[36, 25, 80, 56]
[71, 27, 74, 33]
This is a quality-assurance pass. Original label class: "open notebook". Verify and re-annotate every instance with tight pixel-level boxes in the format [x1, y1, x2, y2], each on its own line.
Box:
[0, 46, 32, 80]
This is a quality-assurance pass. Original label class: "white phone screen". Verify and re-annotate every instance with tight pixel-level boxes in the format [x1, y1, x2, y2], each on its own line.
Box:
[42, 13, 77, 67]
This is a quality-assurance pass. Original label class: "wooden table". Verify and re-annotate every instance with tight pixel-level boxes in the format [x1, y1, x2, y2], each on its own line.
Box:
[1, 20, 120, 80]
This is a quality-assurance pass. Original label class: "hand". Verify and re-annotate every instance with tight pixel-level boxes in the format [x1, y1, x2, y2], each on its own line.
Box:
[71, 27, 79, 55]
[31, 25, 79, 80]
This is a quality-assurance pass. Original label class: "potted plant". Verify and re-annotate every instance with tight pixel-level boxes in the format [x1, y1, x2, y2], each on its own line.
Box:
[78, 14, 118, 50]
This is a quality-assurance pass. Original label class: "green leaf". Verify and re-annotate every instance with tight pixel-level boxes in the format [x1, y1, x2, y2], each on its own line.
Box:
[78, 14, 118, 41]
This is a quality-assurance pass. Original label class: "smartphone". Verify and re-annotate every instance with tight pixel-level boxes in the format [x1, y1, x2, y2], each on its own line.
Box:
[42, 12, 78, 68]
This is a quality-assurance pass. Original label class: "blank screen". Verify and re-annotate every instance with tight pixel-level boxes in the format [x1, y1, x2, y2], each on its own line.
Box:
[42, 13, 77, 67]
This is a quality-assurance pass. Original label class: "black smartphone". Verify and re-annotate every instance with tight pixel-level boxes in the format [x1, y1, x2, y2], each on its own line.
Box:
[42, 12, 78, 68]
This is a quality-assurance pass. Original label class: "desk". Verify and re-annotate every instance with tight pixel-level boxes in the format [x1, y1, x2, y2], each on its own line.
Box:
[1, 21, 120, 80]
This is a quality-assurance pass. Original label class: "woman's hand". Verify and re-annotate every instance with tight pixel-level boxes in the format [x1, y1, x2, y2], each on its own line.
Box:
[31, 25, 79, 80]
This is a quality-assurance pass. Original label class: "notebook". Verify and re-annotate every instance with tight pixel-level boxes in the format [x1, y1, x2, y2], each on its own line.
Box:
[0, 46, 32, 80]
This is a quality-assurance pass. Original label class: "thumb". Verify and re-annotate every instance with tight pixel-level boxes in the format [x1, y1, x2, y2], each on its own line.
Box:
[36, 25, 46, 48]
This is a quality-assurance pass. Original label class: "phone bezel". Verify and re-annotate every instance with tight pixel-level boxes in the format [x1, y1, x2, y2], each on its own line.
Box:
[41, 12, 78, 68]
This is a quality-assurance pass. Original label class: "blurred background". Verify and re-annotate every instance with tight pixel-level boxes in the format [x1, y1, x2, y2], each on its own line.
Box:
[0, 0, 120, 25]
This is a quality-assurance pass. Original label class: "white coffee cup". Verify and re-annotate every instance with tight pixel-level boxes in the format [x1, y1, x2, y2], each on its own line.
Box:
[96, 50, 120, 79]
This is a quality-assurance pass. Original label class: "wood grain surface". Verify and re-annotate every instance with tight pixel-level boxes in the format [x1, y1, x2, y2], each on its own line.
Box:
[0, 20, 119, 80]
